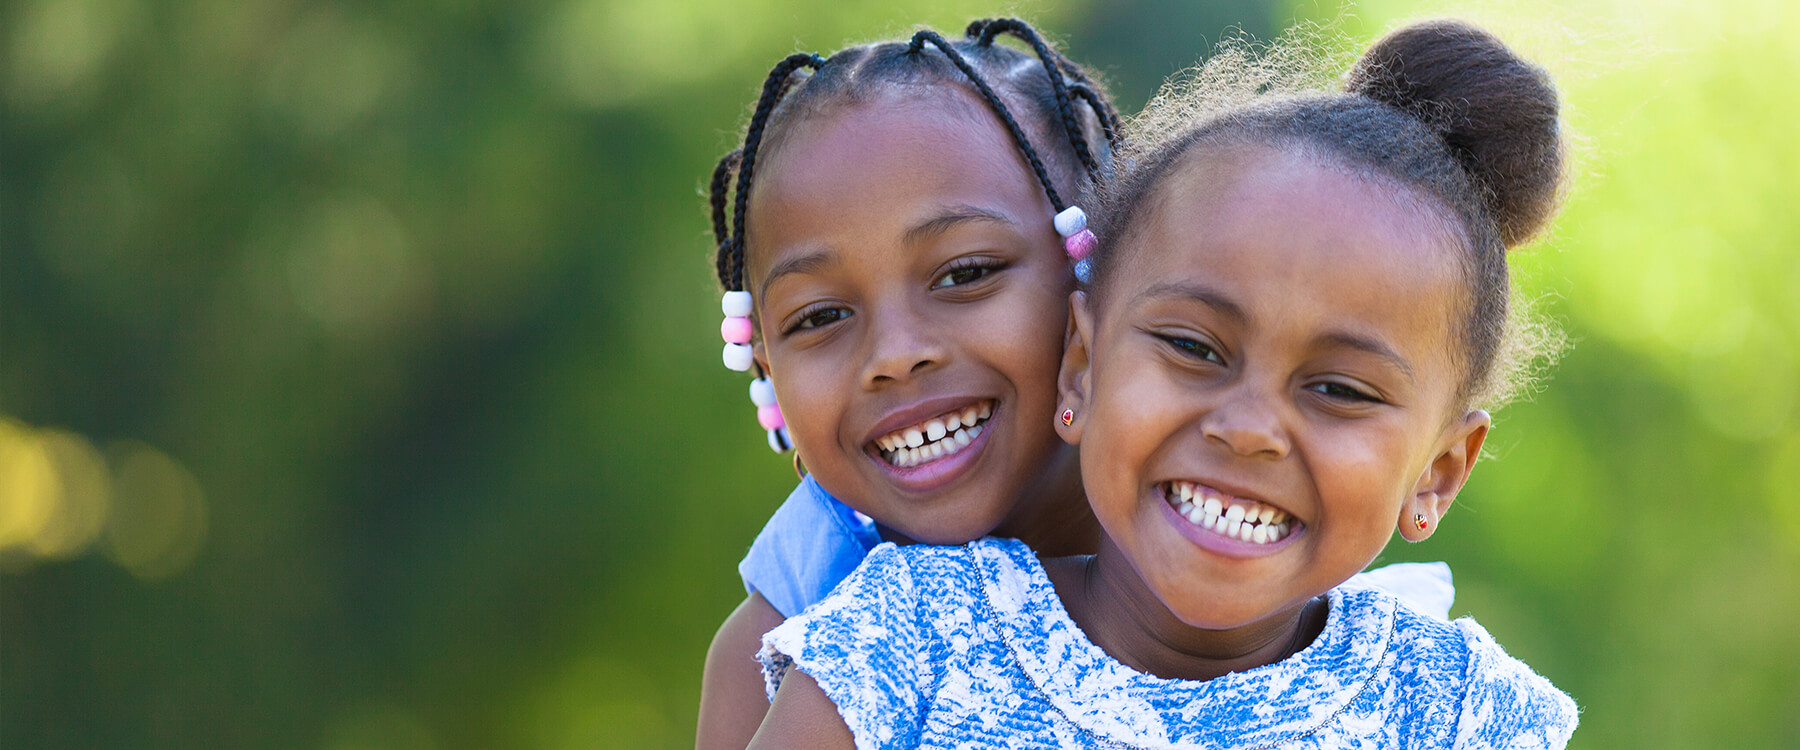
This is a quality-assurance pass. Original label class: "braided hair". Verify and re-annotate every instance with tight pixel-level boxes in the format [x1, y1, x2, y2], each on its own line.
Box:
[709, 19, 1121, 297]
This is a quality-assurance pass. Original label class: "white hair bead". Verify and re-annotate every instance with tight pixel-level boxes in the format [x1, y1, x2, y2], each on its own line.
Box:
[749, 378, 777, 407]
[767, 427, 791, 453]
[1053, 206, 1087, 237]
[722, 343, 754, 371]
[721, 291, 754, 318]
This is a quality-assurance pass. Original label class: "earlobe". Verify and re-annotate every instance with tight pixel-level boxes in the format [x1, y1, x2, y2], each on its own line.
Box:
[1402, 410, 1491, 542]
[1055, 291, 1095, 445]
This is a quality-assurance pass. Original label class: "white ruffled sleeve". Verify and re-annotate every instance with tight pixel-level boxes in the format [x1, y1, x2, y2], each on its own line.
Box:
[1451, 619, 1580, 749]
[757, 542, 935, 750]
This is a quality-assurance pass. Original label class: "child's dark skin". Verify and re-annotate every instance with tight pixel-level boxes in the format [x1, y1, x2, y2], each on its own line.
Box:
[748, 142, 1491, 750]
[697, 86, 1101, 750]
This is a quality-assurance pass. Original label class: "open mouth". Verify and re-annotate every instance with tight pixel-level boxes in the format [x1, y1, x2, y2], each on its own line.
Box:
[872, 400, 994, 469]
[1162, 480, 1300, 545]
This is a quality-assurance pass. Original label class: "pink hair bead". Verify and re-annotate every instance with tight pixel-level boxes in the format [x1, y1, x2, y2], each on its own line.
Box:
[720, 316, 754, 344]
[1064, 229, 1097, 261]
[757, 404, 786, 431]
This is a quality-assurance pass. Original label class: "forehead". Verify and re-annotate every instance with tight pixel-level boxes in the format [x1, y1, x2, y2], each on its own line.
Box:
[1118, 145, 1466, 374]
[744, 87, 1045, 268]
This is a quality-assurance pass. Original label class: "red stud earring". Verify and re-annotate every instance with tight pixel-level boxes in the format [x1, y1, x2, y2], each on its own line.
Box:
[1060, 409, 1074, 426]
[1415, 514, 1429, 531]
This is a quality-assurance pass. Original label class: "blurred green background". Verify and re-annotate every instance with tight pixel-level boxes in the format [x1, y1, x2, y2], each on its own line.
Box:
[4, 0, 1796, 747]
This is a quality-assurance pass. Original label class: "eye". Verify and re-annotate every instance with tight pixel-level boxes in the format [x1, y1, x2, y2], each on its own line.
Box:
[931, 258, 1004, 289]
[1306, 381, 1381, 403]
[785, 305, 850, 334]
[1160, 334, 1224, 364]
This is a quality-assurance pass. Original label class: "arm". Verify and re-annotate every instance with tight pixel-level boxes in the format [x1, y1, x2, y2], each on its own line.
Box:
[696, 592, 788, 750]
[745, 668, 855, 750]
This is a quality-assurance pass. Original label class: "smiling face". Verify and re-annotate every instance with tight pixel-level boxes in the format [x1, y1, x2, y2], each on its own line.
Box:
[744, 87, 1085, 546]
[1060, 143, 1490, 630]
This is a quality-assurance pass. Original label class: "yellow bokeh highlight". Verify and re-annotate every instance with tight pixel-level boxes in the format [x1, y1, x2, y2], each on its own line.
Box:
[0, 417, 207, 580]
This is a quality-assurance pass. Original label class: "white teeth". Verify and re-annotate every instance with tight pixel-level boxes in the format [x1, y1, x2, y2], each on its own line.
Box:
[978, 402, 991, 419]
[1163, 483, 1296, 544]
[945, 413, 962, 432]
[903, 429, 924, 448]
[926, 420, 947, 442]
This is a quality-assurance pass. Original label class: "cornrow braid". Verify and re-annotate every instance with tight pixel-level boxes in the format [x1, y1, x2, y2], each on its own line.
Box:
[709, 149, 741, 287]
[905, 29, 1067, 211]
[725, 52, 827, 291]
[969, 18, 1112, 180]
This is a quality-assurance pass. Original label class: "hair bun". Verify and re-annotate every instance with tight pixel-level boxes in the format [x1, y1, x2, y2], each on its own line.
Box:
[1345, 19, 1563, 247]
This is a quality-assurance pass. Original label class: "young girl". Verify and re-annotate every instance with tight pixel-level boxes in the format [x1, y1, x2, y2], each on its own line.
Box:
[750, 18, 1579, 749]
[696, 21, 1122, 749]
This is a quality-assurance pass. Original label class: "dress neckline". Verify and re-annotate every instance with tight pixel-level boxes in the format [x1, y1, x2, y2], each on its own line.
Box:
[968, 537, 1399, 750]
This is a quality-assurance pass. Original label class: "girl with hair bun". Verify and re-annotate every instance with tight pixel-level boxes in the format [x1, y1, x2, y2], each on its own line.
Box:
[752, 19, 1579, 749]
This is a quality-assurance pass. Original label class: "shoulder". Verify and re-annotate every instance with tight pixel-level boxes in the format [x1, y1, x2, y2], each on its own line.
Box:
[1447, 619, 1580, 748]
[738, 477, 881, 618]
[756, 542, 984, 748]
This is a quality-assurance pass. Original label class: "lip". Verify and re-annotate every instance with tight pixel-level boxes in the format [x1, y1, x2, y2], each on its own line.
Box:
[863, 397, 999, 493]
[862, 395, 995, 447]
[1156, 483, 1305, 559]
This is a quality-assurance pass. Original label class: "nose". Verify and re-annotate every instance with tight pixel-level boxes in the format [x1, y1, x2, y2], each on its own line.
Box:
[1198, 381, 1291, 459]
[859, 301, 949, 389]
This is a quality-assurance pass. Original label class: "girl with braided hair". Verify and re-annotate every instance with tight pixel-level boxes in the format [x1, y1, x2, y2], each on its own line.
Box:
[753, 19, 1578, 749]
[701, 18, 1461, 749]
[697, 21, 1125, 749]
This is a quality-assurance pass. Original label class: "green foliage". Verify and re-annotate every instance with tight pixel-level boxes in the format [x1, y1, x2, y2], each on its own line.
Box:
[4, 0, 1796, 747]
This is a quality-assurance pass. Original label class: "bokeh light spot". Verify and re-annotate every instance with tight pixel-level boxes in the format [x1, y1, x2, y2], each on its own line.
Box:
[104, 441, 208, 582]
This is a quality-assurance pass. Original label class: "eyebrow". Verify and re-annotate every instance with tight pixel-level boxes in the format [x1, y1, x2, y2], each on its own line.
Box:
[1142, 281, 1249, 325]
[903, 205, 1016, 245]
[1145, 281, 1416, 380]
[1317, 330, 1416, 381]
[759, 249, 838, 300]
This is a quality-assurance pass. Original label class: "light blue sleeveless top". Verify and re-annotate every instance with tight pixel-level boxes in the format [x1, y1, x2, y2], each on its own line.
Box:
[738, 476, 883, 618]
[738, 478, 1457, 620]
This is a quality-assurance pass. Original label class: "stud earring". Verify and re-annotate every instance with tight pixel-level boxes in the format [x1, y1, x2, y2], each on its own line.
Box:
[1415, 514, 1429, 531]
[1060, 408, 1075, 426]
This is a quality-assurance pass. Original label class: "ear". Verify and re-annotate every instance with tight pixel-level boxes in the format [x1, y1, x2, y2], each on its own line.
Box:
[752, 341, 772, 379]
[1400, 409, 1490, 542]
[1055, 291, 1096, 446]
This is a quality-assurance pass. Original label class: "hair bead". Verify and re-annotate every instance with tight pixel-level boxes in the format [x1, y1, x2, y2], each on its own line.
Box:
[723, 343, 755, 372]
[767, 427, 792, 453]
[1053, 206, 1087, 237]
[721, 316, 755, 344]
[757, 404, 786, 431]
[721, 291, 754, 318]
[1073, 258, 1093, 284]
[749, 378, 777, 407]
[1064, 228, 1097, 261]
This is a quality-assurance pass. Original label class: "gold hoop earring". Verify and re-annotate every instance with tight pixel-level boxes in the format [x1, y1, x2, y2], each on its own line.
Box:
[793, 451, 807, 480]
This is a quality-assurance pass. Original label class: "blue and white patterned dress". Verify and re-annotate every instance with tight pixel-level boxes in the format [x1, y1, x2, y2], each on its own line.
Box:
[760, 538, 1578, 749]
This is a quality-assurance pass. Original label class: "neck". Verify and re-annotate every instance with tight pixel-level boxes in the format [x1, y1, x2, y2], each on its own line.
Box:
[1048, 536, 1326, 682]
[990, 445, 1099, 557]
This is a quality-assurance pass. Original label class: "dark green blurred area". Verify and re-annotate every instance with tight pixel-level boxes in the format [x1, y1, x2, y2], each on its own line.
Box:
[3, 0, 1797, 748]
